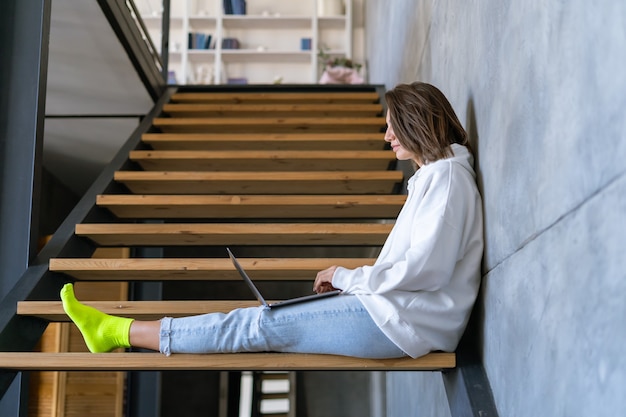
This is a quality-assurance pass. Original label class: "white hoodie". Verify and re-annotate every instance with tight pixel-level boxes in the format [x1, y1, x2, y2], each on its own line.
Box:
[332, 144, 484, 358]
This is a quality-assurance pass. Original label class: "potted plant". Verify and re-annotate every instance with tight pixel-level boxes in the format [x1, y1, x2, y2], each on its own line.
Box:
[318, 47, 364, 84]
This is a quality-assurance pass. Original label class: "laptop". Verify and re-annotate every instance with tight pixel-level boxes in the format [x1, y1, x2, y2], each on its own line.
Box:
[227, 248, 342, 309]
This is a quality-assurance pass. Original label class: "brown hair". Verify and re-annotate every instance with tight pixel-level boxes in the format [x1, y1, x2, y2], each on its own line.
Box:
[385, 82, 470, 163]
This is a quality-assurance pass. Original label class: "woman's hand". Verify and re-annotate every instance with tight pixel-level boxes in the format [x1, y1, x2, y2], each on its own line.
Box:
[313, 265, 339, 293]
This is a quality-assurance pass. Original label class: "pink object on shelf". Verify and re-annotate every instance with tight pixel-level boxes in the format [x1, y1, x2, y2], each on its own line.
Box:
[319, 66, 364, 84]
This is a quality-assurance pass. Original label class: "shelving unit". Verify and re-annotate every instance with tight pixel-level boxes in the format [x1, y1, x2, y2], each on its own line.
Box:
[137, 0, 356, 85]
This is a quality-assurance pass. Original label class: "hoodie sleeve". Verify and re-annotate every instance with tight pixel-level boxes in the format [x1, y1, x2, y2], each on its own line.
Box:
[332, 163, 468, 294]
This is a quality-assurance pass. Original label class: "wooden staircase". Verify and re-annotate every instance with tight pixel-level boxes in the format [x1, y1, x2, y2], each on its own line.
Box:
[2, 87, 456, 375]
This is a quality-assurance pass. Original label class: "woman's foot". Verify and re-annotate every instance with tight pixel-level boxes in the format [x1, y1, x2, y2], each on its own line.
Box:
[60, 283, 134, 353]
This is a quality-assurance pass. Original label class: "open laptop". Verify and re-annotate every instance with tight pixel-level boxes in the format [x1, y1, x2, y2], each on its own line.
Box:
[227, 248, 342, 309]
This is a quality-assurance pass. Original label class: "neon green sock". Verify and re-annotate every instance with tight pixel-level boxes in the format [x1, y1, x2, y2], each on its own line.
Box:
[60, 283, 134, 353]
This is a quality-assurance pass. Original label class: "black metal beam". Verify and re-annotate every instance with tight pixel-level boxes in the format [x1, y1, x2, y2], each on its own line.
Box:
[443, 350, 499, 417]
[0, 373, 30, 416]
[442, 301, 499, 417]
[161, 0, 171, 82]
[0, 0, 50, 298]
[175, 83, 384, 94]
[0, 0, 51, 412]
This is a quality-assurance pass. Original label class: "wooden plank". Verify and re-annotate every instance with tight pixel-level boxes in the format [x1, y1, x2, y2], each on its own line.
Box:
[75, 223, 393, 246]
[27, 322, 68, 417]
[152, 117, 385, 134]
[18, 300, 260, 321]
[129, 150, 395, 171]
[162, 103, 383, 118]
[0, 352, 455, 371]
[141, 133, 386, 151]
[114, 171, 403, 195]
[49, 257, 376, 281]
[97, 195, 406, 219]
[170, 91, 381, 104]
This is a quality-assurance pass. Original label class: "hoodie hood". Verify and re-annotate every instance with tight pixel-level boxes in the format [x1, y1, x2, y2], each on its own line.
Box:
[409, 144, 475, 188]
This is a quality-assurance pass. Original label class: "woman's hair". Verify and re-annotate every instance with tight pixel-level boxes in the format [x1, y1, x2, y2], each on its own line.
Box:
[384, 82, 470, 163]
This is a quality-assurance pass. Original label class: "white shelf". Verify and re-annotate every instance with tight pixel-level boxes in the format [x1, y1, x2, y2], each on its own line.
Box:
[221, 50, 312, 63]
[319, 16, 347, 29]
[140, 0, 354, 85]
[188, 16, 218, 26]
[187, 50, 217, 63]
[222, 15, 312, 29]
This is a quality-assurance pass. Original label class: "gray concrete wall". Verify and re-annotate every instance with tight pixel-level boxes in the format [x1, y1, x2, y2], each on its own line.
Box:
[365, 1, 626, 416]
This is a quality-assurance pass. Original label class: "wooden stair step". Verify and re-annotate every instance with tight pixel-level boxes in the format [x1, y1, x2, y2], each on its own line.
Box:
[97, 195, 406, 219]
[162, 103, 383, 118]
[129, 150, 395, 171]
[114, 171, 403, 195]
[75, 223, 394, 246]
[142, 133, 386, 151]
[170, 91, 381, 104]
[152, 117, 385, 134]
[49, 257, 376, 281]
[19, 300, 261, 320]
[0, 352, 455, 371]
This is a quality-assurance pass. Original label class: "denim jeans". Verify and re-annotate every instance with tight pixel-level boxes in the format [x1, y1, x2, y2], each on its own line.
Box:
[159, 294, 406, 359]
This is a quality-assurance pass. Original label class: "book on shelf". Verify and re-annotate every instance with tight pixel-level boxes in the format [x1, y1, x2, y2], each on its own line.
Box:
[221, 38, 240, 49]
[227, 77, 248, 85]
[224, 0, 246, 15]
[301, 38, 312, 51]
[188, 32, 213, 49]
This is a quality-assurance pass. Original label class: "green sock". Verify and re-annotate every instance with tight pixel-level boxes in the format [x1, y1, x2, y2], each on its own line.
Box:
[60, 283, 134, 353]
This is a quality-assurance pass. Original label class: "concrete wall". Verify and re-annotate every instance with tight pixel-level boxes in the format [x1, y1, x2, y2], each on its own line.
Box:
[365, 1, 626, 416]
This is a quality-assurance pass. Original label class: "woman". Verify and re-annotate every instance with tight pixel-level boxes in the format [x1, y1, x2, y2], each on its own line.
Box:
[61, 82, 484, 359]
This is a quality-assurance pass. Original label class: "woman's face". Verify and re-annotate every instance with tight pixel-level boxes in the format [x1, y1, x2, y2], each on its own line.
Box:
[384, 112, 421, 165]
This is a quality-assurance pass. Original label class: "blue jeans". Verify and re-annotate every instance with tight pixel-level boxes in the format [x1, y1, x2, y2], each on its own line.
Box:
[159, 294, 406, 359]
